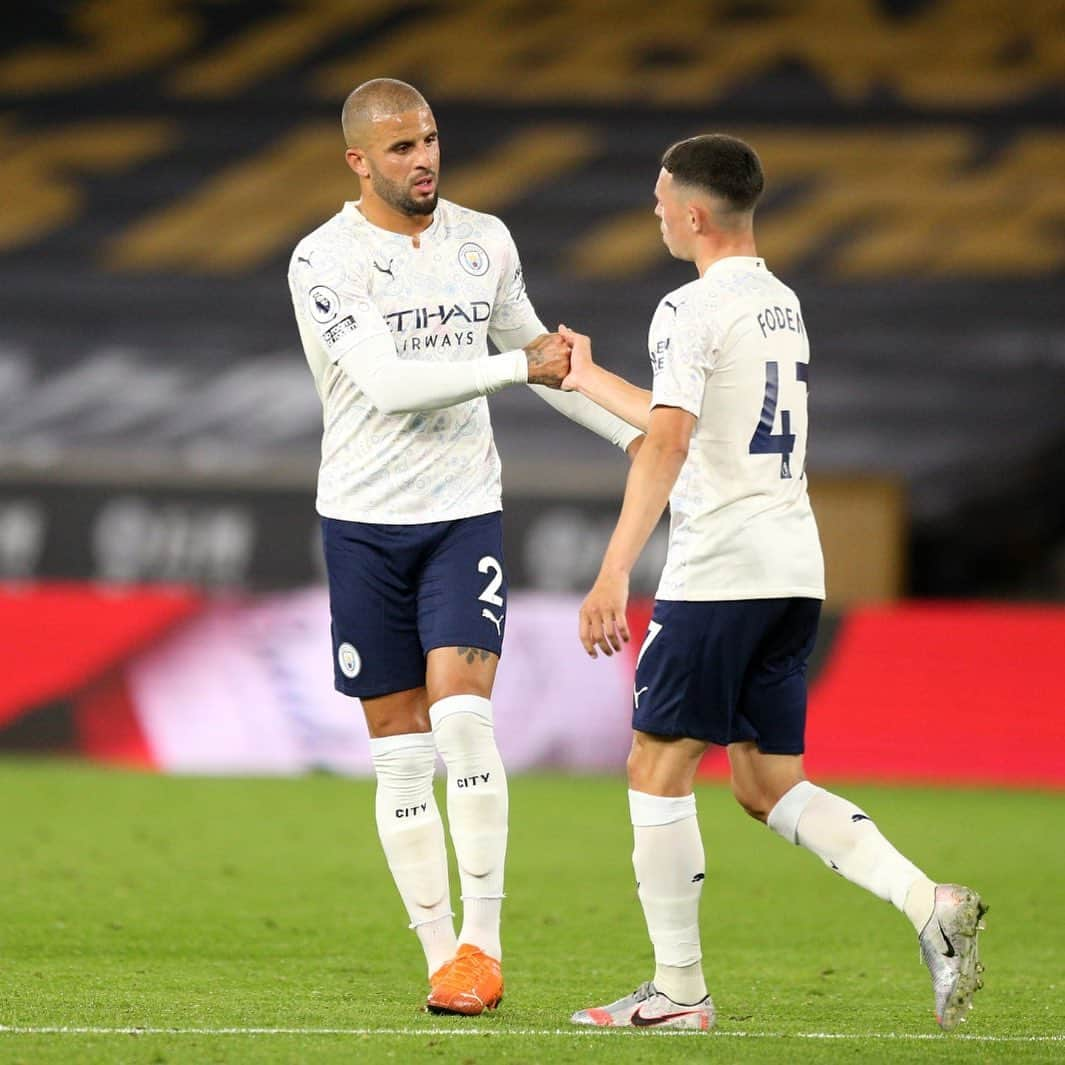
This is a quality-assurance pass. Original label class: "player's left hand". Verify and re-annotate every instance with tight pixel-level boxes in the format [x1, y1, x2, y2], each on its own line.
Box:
[579, 570, 630, 658]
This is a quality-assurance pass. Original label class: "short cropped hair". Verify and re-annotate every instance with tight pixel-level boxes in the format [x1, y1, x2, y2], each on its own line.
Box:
[342, 78, 428, 147]
[661, 134, 764, 213]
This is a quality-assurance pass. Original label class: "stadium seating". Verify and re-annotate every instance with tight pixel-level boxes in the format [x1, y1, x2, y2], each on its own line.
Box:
[0, 0, 1062, 597]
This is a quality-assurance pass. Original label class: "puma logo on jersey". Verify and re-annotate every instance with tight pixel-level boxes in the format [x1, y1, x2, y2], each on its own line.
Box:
[482, 608, 503, 636]
[634, 685, 649, 708]
[373, 258, 395, 279]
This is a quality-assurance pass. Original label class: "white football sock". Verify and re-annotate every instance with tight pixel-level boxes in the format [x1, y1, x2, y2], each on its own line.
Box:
[629, 790, 708, 1005]
[768, 780, 936, 930]
[430, 695, 508, 960]
[370, 732, 456, 976]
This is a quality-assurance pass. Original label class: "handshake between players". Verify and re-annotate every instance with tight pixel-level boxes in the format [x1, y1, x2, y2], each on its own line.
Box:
[521, 331, 573, 388]
[522, 327, 602, 395]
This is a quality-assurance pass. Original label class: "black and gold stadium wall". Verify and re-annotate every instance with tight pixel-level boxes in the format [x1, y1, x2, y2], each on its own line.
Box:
[0, 0, 1063, 598]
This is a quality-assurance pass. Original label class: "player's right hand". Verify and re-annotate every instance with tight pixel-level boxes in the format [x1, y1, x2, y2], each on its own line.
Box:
[558, 324, 594, 393]
[523, 332, 571, 388]
[579, 570, 631, 658]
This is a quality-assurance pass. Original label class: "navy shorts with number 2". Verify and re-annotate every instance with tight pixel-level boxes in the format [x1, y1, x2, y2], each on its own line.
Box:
[321, 511, 507, 699]
[632, 597, 822, 754]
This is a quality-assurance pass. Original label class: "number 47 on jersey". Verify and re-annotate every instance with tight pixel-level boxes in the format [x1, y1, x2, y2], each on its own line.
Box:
[749, 360, 810, 479]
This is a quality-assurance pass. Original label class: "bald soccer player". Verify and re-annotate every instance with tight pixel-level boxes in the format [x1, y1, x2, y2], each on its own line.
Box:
[558, 134, 986, 1033]
[288, 79, 643, 1015]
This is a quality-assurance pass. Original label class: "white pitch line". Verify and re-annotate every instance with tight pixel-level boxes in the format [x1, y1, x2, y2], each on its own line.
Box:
[0, 1025, 1062, 1042]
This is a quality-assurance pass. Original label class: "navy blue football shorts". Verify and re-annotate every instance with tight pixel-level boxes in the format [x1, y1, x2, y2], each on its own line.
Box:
[321, 511, 507, 699]
[632, 597, 822, 754]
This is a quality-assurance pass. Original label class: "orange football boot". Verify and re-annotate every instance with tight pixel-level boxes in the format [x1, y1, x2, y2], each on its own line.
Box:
[425, 943, 503, 1015]
[428, 957, 453, 990]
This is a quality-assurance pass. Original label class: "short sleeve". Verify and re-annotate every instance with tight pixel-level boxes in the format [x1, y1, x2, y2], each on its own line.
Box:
[648, 294, 716, 419]
[288, 243, 393, 363]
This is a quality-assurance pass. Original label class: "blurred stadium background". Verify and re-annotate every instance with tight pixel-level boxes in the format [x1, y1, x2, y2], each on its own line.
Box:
[0, 0, 1063, 784]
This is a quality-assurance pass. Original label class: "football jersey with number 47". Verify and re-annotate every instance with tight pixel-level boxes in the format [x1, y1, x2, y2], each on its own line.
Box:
[649, 256, 825, 602]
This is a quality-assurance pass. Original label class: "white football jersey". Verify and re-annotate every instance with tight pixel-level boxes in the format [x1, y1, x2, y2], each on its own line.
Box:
[650, 256, 825, 601]
[289, 199, 539, 523]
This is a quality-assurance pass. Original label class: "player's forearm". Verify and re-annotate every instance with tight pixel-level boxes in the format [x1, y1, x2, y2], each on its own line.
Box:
[599, 437, 686, 577]
[570, 364, 652, 433]
[526, 384, 643, 451]
[339, 343, 528, 414]
[494, 317, 644, 446]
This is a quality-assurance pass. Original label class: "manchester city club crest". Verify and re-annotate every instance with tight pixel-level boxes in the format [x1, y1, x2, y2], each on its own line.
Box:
[309, 285, 339, 323]
[337, 642, 361, 679]
[458, 242, 490, 276]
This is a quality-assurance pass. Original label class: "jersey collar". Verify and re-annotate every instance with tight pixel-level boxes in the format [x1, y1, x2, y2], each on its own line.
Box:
[343, 200, 443, 244]
[702, 256, 766, 277]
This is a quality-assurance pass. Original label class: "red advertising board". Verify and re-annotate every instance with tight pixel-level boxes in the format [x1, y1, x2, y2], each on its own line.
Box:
[1, 586, 1062, 787]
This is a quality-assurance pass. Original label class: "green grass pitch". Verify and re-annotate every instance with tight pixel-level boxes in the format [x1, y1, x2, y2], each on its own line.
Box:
[0, 762, 1062, 1064]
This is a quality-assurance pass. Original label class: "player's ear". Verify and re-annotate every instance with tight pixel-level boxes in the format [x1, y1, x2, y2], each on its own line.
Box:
[345, 147, 370, 179]
[690, 201, 713, 234]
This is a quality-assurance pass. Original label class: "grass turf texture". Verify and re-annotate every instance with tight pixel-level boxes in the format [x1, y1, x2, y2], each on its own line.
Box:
[0, 762, 1062, 1064]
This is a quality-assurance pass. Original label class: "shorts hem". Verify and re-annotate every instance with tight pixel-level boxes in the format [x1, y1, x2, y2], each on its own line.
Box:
[752, 743, 805, 756]
[334, 676, 426, 700]
[632, 723, 804, 755]
[422, 638, 501, 658]
[632, 721, 721, 744]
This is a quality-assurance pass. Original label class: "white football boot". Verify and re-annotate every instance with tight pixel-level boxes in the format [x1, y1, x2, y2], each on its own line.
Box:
[918, 883, 988, 1031]
[571, 980, 715, 1031]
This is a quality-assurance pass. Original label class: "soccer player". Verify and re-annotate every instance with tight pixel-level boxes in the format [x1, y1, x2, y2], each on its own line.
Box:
[287, 79, 642, 1016]
[559, 134, 986, 1032]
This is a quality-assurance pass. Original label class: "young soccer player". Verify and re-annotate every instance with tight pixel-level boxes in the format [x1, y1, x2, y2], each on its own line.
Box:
[560, 134, 986, 1032]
